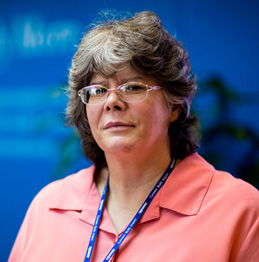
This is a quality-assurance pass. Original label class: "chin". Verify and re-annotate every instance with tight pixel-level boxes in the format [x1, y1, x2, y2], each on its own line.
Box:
[101, 140, 137, 155]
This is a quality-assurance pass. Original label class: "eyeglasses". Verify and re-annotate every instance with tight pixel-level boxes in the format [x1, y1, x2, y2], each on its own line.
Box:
[78, 82, 162, 105]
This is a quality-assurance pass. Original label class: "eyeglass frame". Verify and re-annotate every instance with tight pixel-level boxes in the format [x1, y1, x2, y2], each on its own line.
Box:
[78, 82, 163, 105]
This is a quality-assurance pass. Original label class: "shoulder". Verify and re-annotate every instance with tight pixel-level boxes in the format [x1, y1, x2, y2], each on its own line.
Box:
[202, 162, 259, 242]
[186, 153, 259, 207]
[211, 170, 259, 209]
[210, 174, 259, 261]
[8, 166, 96, 261]
[181, 153, 259, 215]
[189, 154, 259, 261]
[30, 165, 96, 211]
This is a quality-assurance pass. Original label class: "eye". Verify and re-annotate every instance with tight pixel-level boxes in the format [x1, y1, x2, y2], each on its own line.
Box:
[122, 83, 146, 92]
[90, 86, 107, 96]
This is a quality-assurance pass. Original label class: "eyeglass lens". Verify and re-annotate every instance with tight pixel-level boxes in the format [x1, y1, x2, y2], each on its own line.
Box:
[82, 83, 148, 105]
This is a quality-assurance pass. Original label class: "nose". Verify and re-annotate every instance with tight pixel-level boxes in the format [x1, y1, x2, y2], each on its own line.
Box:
[103, 88, 127, 111]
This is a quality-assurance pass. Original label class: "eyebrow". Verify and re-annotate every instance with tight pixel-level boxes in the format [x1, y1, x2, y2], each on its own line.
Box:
[90, 76, 145, 86]
[121, 76, 144, 83]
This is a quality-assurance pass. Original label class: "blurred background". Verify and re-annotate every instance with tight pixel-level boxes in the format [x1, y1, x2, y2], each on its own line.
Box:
[1, 0, 258, 260]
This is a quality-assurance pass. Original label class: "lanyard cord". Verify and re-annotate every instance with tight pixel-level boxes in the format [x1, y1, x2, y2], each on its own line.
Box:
[84, 159, 176, 262]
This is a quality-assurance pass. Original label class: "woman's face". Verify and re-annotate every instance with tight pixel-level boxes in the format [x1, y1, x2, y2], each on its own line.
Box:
[86, 65, 179, 157]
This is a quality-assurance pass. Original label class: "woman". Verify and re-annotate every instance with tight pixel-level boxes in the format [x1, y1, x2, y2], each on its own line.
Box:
[9, 11, 259, 262]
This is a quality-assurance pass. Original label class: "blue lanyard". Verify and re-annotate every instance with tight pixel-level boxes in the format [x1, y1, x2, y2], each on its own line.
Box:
[84, 159, 176, 262]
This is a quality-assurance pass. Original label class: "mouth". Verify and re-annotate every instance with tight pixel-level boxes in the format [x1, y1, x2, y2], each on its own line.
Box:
[104, 121, 135, 130]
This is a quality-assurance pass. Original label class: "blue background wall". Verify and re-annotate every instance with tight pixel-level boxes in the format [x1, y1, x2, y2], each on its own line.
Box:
[1, 0, 258, 260]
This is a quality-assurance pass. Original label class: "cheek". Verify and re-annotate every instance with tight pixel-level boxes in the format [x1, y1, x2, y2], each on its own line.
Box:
[86, 107, 99, 134]
[150, 101, 172, 123]
[138, 102, 170, 134]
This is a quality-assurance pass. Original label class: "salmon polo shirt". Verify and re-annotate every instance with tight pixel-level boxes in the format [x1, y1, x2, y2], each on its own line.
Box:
[9, 153, 259, 262]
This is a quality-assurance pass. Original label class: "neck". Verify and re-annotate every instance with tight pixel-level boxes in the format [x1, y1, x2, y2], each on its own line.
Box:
[105, 151, 171, 189]
[96, 147, 172, 233]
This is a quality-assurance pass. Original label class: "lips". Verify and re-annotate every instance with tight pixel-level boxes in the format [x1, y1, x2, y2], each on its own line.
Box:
[104, 121, 134, 129]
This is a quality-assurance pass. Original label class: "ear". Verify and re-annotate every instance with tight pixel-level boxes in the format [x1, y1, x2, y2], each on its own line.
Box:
[169, 105, 181, 123]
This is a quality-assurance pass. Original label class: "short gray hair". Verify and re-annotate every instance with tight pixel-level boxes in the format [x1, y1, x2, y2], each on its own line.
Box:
[66, 10, 199, 166]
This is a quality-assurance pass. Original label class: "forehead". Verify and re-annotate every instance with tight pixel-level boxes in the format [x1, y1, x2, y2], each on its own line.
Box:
[90, 64, 156, 85]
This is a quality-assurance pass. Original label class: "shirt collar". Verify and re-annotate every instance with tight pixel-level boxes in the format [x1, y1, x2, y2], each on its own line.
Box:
[49, 153, 215, 223]
[138, 153, 214, 226]
[49, 165, 96, 211]
[159, 153, 215, 215]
